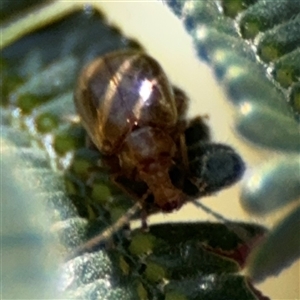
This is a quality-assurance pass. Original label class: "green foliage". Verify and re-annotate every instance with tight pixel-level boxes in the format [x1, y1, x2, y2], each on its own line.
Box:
[165, 0, 300, 286]
[1, 0, 298, 299]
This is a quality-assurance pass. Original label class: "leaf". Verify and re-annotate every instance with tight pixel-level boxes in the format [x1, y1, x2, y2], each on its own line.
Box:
[165, 0, 300, 286]
[2, 1, 297, 299]
[247, 206, 300, 283]
[241, 156, 300, 214]
[1, 130, 64, 299]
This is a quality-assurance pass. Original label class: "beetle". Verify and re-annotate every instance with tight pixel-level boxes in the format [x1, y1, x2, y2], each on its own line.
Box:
[74, 50, 245, 215]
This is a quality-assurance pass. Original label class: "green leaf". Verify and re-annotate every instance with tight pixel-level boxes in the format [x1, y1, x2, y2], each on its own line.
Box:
[2, 1, 298, 299]
[166, 0, 299, 289]
[1, 130, 63, 299]
[247, 206, 300, 283]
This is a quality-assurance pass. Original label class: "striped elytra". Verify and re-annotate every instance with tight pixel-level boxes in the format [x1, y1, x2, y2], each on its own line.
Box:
[74, 50, 245, 214]
[74, 51, 178, 155]
[75, 50, 187, 212]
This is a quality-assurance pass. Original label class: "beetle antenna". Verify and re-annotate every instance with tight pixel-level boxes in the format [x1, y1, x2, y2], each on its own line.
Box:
[193, 201, 254, 242]
[193, 201, 229, 223]
[66, 201, 142, 261]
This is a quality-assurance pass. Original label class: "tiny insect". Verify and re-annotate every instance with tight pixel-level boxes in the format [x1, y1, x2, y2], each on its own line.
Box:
[74, 50, 245, 216]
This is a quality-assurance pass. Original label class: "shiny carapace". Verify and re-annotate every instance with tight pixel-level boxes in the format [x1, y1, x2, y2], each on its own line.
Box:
[74, 50, 245, 213]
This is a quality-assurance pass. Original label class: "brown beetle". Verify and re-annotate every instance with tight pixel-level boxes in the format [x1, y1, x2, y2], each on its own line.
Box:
[74, 50, 244, 214]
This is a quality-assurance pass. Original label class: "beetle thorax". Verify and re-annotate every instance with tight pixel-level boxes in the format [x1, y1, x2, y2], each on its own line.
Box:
[118, 126, 184, 211]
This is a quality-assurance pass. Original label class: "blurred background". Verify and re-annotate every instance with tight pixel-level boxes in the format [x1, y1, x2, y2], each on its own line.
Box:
[1, 1, 298, 299]
[95, 1, 299, 299]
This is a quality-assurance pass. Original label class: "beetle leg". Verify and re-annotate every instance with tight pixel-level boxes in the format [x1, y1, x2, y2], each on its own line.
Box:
[140, 208, 149, 231]
[173, 86, 188, 119]
[179, 133, 189, 171]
